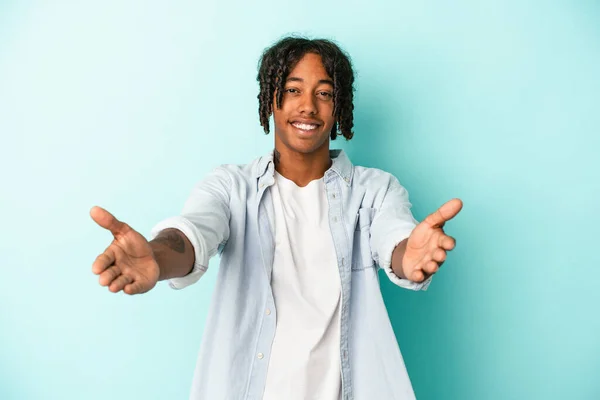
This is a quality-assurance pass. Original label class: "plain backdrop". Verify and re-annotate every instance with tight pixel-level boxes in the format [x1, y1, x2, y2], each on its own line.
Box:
[1, 1, 599, 399]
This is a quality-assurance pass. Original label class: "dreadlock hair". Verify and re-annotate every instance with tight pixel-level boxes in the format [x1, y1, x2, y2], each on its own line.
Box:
[257, 36, 355, 140]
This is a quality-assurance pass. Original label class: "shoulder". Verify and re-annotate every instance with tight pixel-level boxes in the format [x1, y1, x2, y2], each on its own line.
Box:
[207, 154, 264, 185]
[352, 165, 403, 189]
[351, 165, 411, 208]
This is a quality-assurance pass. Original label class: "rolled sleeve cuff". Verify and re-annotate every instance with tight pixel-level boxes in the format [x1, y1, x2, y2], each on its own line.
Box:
[379, 230, 432, 291]
[149, 217, 208, 290]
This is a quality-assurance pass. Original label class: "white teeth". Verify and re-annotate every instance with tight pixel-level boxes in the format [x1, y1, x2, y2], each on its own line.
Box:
[292, 122, 318, 130]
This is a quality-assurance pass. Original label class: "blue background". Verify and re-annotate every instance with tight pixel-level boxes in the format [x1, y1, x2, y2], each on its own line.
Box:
[1, 1, 599, 399]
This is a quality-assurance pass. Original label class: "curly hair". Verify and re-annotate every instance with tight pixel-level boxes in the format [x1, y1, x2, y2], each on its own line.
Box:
[257, 36, 355, 140]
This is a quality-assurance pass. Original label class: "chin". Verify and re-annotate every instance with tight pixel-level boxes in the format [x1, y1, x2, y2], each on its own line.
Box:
[287, 144, 317, 154]
[290, 138, 328, 154]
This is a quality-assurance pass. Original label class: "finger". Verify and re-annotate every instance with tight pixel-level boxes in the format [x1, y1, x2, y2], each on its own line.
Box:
[439, 234, 456, 251]
[422, 260, 439, 275]
[92, 247, 116, 275]
[90, 206, 129, 237]
[432, 248, 447, 263]
[410, 269, 425, 283]
[423, 198, 463, 228]
[109, 274, 134, 293]
[99, 265, 121, 287]
[124, 281, 144, 295]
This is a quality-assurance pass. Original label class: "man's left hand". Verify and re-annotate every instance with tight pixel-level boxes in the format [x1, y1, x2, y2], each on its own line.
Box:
[402, 198, 463, 282]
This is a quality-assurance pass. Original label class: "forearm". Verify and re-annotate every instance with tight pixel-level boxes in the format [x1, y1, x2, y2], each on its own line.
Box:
[150, 229, 196, 281]
[390, 239, 409, 280]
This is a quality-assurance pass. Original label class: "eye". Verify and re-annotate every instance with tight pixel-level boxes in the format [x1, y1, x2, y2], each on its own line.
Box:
[318, 91, 333, 99]
[285, 88, 299, 94]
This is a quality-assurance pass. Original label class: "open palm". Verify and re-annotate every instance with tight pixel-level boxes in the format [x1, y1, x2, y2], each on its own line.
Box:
[90, 206, 159, 295]
[402, 199, 463, 282]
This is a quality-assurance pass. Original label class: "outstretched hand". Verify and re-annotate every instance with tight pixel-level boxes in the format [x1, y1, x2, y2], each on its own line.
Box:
[402, 198, 463, 282]
[90, 206, 160, 295]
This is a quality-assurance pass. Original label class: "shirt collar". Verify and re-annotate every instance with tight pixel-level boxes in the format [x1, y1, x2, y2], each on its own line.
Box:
[255, 149, 354, 187]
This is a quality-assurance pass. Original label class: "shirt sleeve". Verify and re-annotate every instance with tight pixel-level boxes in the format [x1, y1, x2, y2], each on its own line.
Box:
[369, 175, 432, 291]
[149, 166, 232, 290]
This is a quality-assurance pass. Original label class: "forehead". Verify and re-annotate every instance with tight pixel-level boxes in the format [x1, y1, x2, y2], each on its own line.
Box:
[287, 53, 332, 82]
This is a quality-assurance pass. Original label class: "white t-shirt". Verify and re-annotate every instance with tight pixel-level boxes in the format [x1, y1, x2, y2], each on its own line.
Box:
[262, 171, 342, 400]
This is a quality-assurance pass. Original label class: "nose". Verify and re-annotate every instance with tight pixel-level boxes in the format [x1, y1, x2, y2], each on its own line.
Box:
[298, 92, 318, 115]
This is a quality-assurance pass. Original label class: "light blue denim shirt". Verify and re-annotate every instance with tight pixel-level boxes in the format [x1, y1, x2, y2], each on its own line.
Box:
[150, 149, 431, 400]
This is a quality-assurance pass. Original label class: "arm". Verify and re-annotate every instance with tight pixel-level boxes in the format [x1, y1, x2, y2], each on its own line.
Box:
[150, 228, 196, 281]
[90, 209, 193, 295]
[148, 166, 232, 289]
[90, 168, 232, 294]
[369, 175, 429, 290]
[369, 174, 462, 289]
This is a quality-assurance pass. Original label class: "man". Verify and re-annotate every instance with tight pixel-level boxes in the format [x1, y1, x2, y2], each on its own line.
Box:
[91, 37, 462, 400]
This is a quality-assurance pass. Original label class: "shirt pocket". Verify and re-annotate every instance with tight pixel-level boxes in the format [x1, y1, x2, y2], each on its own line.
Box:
[352, 207, 376, 270]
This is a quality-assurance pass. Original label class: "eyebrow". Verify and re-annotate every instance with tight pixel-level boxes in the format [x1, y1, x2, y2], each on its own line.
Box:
[286, 76, 334, 86]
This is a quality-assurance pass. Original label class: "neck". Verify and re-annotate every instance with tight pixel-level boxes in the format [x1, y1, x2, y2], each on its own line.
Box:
[273, 144, 332, 187]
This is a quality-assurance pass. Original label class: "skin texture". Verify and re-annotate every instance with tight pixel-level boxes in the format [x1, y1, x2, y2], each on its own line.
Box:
[392, 198, 463, 283]
[272, 53, 336, 187]
[256, 37, 355, 141]
[90, 206, 194, 294]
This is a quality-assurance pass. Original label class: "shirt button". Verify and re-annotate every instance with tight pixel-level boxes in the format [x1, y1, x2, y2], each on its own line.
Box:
[257, 353, 264, 359]
[332, 193, 336, 199]
[266, 309, 271, 315]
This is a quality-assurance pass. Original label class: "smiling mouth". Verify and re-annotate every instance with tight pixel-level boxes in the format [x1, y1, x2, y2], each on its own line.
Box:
[291, 122, 320, 132]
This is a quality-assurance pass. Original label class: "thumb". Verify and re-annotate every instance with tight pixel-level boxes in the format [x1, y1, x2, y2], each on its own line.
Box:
[423, 198, 463, 228]
[90, 206, 128, 236]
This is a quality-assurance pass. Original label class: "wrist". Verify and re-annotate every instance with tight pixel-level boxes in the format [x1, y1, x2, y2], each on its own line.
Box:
[391, 239, 409, 280]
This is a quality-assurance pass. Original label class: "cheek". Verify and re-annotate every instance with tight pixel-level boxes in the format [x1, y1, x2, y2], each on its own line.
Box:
[319, 103, 335, 120]
[273, 100, 293, 123]
[272, 107, 287, 126]
[276, 116, 290, 133]
[322, 113, 336, 130]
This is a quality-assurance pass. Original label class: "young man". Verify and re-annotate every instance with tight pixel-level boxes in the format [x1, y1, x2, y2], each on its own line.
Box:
[91, 37, 462, 400]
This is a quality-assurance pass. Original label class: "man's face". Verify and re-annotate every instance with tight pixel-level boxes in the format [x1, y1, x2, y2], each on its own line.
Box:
[272, 53, 336, 155]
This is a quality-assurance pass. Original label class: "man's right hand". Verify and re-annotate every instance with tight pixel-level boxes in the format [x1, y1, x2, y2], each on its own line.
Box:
[90, 206, 160, 295]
